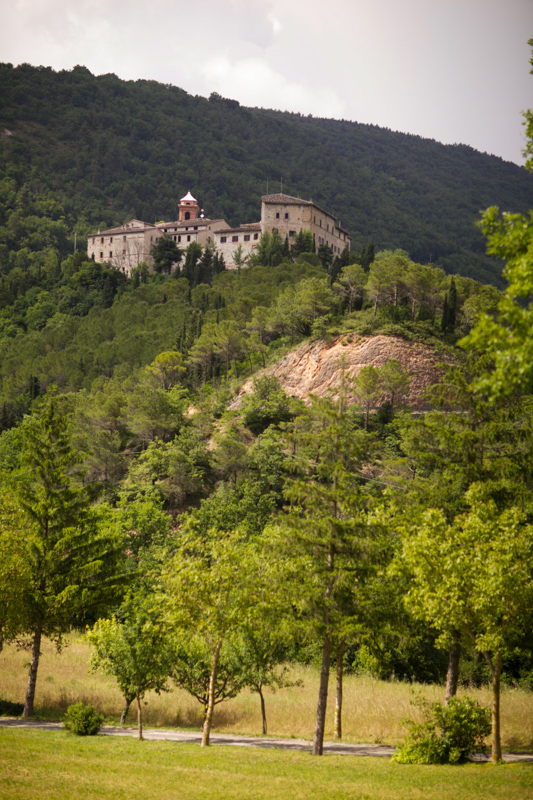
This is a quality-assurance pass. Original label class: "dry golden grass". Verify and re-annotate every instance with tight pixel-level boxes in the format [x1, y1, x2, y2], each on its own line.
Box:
[2, 635, 532, 750]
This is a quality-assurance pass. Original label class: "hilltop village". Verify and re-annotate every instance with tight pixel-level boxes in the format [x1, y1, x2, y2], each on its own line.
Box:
[88, 192, 352, 275]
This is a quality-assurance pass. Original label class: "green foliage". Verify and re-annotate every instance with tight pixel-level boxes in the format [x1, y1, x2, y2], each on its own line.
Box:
[241, 375, 293, 434]
[0, 698, 24, 716]
[63, 702, 105, 736]
[393, 696, 490, 764]
[150, 236, 182, 275]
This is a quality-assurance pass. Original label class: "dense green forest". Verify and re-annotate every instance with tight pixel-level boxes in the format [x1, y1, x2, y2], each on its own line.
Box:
[1, 61, 533, 289]
[1, 55, 533, 764]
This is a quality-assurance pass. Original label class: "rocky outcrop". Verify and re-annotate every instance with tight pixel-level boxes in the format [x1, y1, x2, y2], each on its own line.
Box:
[231, 334, 449, 410]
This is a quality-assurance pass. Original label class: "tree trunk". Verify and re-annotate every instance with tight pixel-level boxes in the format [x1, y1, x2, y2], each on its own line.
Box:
[136, 690, 143, 741]
[334, 639, 345, 739]
[312, 631, 332, 756]
[259, 687, 267, 735]
[202, 638, 222, 747]
[444, 632, 461, 704]
[120, 695, 134, 725]
[486, 651, 503, 763]
[373, 297, 378, 317]
[23, 622, 43, 718]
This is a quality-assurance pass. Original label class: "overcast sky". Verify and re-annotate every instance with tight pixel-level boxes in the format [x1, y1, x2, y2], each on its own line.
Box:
[2, 0, 532, 165]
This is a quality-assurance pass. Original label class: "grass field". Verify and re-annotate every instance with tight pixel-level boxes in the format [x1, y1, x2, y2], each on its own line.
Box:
[2, 635, 533, 752]
[1, 729, 533, 800]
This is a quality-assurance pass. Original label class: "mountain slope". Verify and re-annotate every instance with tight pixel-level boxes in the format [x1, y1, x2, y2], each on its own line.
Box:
[1, 63, 532, 285]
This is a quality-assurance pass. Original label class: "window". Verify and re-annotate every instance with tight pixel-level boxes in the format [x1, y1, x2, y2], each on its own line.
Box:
[221, 236, 227, 243]
[244, 234, 250, 242]
[276, 212, 280, 219]
[327, 224, 329, 232]
[289, 230, 296, 237]
[164, 228, 168, 232]
[123, 235, 126, 241]
[253, 233, 259, 240]
[109, 251, 113, 257]
[173, 236, 177, 241]
[273, 228, 278, 234]
[123, 249, 126, 254]
[194, 226, 198, 230]
[319, 220, 322, 227]
[313, 216, 316, 224]
[92, 238, 95, 244]
[232, 235, 238, 242]
[178, 235, 181, 242]
[101, 237, 104, 243]
[100, 252, 103, 258]
[110, 237, 113, 243]
[185, 211, 190, 220]
[187, 235, 191, 242]
[284, 213, 289, 219]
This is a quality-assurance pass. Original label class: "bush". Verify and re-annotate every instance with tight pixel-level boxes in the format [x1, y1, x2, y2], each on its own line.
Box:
[0, 698, 24, 716]
[63, 702, 105, 736]
[393, 695, 491, 764]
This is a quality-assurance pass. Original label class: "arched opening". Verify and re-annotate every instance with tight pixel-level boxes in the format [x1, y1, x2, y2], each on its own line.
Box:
[185, 211, 190, 220]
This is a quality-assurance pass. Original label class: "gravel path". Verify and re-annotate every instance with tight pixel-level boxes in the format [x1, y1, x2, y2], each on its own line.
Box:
[2, 718, 532, 762]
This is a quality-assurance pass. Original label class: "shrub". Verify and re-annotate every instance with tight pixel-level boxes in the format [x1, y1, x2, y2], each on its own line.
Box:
[63, 702, 105, 736]
[393, 695, 491, 764]
[0, 698, 24, 716]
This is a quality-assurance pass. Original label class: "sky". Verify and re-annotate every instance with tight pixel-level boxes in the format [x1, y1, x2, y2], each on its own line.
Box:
[2, 0, 532, 165]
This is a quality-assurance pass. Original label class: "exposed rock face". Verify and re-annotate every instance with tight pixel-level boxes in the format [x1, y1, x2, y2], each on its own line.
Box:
[232, 334, 448, 410]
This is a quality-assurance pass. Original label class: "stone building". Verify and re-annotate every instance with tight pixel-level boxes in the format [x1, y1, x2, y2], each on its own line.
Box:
[87, 191, 350, 273]
[212, 193, 350, 265]
[87, 192, 227, 275]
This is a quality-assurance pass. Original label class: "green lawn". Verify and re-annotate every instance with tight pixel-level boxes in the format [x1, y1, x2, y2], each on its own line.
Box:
[1, 729, 532, 800]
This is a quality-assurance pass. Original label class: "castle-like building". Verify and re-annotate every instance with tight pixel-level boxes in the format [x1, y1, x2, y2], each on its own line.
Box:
[87, 191, 351, 274]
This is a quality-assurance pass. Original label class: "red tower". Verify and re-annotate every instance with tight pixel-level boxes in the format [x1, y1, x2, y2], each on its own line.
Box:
[178, 191, 199, 222]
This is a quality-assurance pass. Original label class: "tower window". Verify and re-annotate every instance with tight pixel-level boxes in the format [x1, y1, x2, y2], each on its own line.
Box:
[185, 212, 190, 220]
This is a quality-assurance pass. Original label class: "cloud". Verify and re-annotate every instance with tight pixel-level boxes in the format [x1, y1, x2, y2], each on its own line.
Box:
[199, 54, 346, 117]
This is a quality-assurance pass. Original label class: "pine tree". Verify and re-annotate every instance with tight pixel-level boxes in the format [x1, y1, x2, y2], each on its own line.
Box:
[12, 396, 127, 717]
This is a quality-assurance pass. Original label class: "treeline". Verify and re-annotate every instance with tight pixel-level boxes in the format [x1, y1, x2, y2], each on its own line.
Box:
[1, 62, 533, 286]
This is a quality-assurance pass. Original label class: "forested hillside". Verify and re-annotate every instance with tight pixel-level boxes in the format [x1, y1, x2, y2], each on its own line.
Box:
[1, 62, 532, 287]
[1, 57, 533, 763]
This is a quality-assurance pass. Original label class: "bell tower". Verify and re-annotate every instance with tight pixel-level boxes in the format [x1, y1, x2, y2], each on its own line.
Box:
[178, 191, 199, 222]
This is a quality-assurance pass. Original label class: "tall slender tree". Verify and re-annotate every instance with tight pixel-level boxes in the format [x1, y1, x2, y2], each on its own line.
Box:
[12, 395, 127, 717]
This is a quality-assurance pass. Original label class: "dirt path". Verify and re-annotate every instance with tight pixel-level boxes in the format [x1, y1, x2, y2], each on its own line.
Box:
[2, 719, 532, 761]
